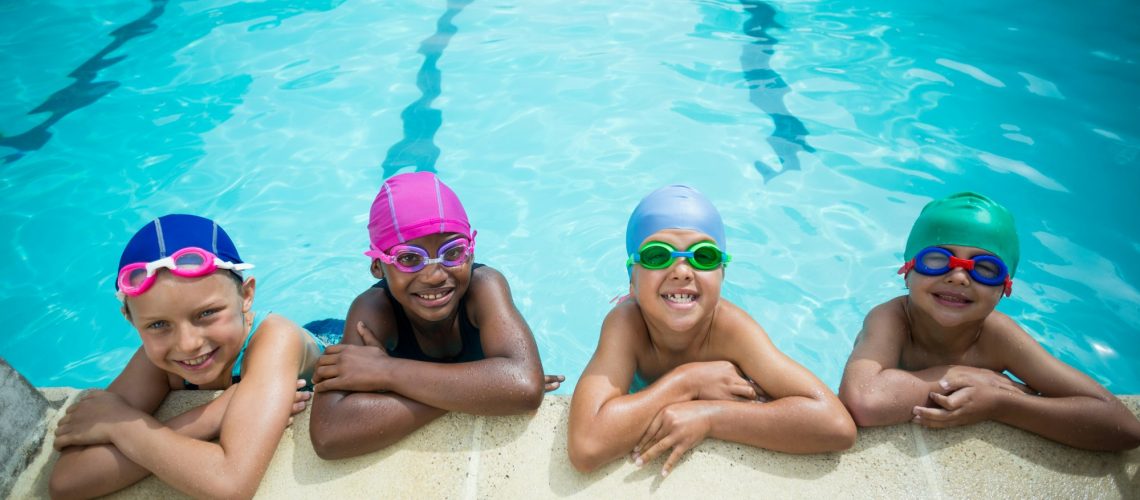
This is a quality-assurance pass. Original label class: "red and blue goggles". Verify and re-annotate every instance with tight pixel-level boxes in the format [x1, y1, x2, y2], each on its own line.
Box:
[898, 246, 1012, 297]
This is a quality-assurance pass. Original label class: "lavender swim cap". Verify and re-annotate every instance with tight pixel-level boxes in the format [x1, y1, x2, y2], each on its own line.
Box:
[625, 185, 726, 275]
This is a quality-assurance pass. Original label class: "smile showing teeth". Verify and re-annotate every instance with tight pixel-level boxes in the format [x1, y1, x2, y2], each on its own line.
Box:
[664, 293, 696, 304]
[934, 293, 970, 304]
[181, 352, 210, 367]
[417, 291, 449, 301]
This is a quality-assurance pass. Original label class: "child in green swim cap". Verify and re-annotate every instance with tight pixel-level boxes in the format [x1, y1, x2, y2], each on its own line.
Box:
[838, 193, 1140, 451]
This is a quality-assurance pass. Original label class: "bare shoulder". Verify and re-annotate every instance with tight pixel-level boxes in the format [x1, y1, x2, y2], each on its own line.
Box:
[468, 264, 511, 297]
[975, 310, 1037, 358]
[856, 297, 908, 343]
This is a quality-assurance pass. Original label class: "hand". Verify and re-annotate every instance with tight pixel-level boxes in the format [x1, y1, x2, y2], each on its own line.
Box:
[53, 390, 142, 450]
[680, 361, 757, 402]
[544, 374, 565, 392]
[912, 370, 1025, 428]
[289, 379, 312, 427]
[313, 322, 391, 392]
[939, 366, 1035, 396]
[632, 401, 714, 477]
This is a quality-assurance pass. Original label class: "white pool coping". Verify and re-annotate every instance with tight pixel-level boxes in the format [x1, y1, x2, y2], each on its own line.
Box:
[11, 390, 1139, 499]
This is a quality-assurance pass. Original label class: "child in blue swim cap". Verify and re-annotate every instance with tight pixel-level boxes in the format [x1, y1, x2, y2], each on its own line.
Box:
[839, 193, 1140, 450]
[50, 214, 323, 498]
[568, 185, 855, 476]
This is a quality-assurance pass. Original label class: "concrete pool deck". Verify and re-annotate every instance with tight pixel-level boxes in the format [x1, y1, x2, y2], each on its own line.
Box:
[10, 389, 1140, 499]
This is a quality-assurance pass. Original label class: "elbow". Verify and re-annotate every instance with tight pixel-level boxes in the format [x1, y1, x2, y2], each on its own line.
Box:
[519, 379, 544, 412]
[567, 438, 606, 474]
[820, 409, 858, 452]
[49, 470, 88, 500]
[310, 418, 350, 460]
[839, 390, 891, 428]
[310, 426, 375, 460]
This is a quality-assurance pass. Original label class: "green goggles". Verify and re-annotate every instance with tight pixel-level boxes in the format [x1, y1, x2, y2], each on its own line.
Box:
[626, 241, 731, 271]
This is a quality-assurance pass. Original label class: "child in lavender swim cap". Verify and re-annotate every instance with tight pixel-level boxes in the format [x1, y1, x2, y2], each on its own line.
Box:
[309, 172, 562, 459]
[568, 185, 855, 477]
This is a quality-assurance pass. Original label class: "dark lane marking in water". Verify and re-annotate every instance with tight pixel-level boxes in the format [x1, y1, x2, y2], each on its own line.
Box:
[0, 0, 169, 165]
[381, 0, 475, 178]
[0, 0, 349, 166]
[740, 0, 815, 182]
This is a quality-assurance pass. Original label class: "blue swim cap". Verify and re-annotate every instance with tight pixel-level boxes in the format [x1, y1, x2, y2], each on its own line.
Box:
[117, 214, 245, 289]
[625, 185, 725, 275]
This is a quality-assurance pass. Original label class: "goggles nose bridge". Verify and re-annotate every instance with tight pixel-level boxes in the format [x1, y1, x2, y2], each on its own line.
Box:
[948, 255, 975, 271]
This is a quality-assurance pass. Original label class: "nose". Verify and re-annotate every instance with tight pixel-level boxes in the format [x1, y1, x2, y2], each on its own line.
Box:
[419, 260, 449, 284]
[943, 267, 972, 286]
[668, 259, 695, 281]
[175, 325, 205, 354]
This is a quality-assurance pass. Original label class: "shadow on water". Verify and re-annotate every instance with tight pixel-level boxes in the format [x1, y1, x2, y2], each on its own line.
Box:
[0, 0, 169, 165]
[0, 0, 349, 167]
[381, 0, 476, 179]
[739, 0, 815, 182]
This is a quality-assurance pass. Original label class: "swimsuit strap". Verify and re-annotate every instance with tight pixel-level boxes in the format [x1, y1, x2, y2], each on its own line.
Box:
[182, 310, 266, 389]
[231, 311, 266, 382]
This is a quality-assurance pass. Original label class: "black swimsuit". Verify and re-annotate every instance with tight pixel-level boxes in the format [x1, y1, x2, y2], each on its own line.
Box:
[371, 263, 485, 363]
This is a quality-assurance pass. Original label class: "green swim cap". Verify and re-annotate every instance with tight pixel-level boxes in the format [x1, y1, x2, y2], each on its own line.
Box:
[903, 192, 1020, 276]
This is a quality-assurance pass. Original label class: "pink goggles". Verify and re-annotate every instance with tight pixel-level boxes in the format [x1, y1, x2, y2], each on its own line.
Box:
[116, 247, 254, 299]
[374, 236, 475, 273]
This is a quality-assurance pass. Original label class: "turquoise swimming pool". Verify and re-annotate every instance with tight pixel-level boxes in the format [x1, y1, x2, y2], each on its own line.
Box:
[2, 0, 1137, 394]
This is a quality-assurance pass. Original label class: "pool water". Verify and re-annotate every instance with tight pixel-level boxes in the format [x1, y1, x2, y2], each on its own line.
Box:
[2, 0, 1138, 394]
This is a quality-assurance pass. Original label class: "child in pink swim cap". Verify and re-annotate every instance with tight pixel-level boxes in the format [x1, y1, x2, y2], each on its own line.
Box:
[309, 172, 562, 459]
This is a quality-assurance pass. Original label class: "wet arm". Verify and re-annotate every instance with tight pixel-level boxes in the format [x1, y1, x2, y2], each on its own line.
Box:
[567, 307, 701, 472]
[98, 324, 300, 498]
[309, 389, 446, 459]
[50, 392, 234, 500]
[839, 303, 949, 426]
[991, 322, 1140, 450]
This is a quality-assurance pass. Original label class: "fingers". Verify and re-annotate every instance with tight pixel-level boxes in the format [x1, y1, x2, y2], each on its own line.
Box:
[544, 374, 565, 393]
[292, 391, 312, 414]
[929, 391, 956, 410]
[730, 381, 757, 401]
[296, 378, 307, 389]
[660, 442, 691, 477]
[911, 405, 952, 427]
[634, 434, 672, 468]
[356, 321, 380, 347]
[635, 415, 664, 460]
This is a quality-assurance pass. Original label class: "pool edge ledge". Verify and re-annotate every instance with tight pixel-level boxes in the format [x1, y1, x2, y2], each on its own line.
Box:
[9, 391, 1140, 499]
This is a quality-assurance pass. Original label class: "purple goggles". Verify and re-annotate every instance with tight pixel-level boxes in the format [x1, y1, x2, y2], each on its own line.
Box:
[375, 236, 475, 273]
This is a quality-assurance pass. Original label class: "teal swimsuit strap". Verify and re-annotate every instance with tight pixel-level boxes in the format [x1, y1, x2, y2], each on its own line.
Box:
[231, 311, 267, 380]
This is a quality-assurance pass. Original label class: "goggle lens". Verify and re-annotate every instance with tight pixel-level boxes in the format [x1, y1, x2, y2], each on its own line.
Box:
[905, 247, 1009, 288]
[631, 241, 730, 271]
[383, 238, 473, 273]
[125, 267, 150, 288]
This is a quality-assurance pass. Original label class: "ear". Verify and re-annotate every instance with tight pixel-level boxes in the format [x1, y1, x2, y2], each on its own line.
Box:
[241, 276, 256, 314]
[120, 303, 132, 323]
[370, 259, 386, 280]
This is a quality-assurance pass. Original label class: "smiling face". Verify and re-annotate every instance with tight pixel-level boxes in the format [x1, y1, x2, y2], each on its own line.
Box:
[122, 271, 254, 386]
[904, 244, 1005, 328]
[630, 229, 724, 336]
[372, 232, 473, 324]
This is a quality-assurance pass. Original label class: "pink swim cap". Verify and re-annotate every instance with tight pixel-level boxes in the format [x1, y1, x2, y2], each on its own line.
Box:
[365, 172, 472, 258]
